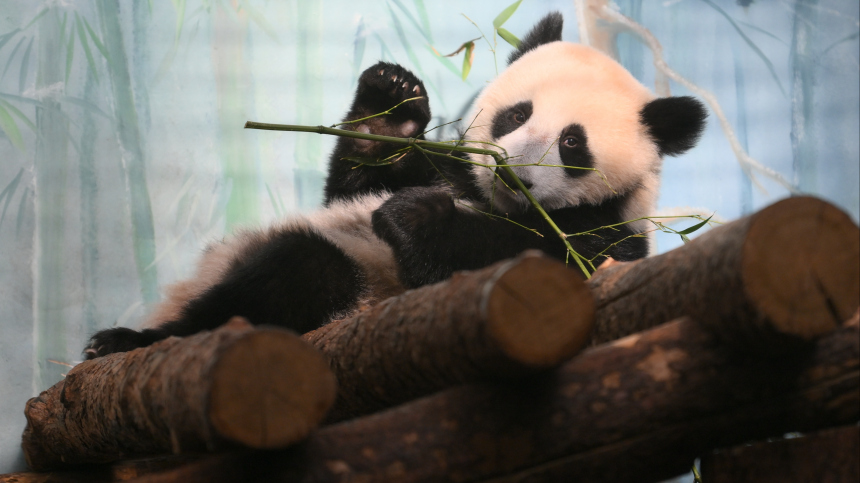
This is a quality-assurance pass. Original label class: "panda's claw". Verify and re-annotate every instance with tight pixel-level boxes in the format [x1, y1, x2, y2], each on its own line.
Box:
[413, 85, 420, 94]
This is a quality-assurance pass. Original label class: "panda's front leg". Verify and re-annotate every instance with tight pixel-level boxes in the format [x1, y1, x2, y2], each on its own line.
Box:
[372, 187, 543, 288]
[324, 62, 433, 203]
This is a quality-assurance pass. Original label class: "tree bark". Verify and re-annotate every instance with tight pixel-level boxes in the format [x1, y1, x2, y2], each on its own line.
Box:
[303, 251, 595, 422]
[588, 196, 860, 352]
[49, 313, 854, 483]
[21, 318, 336, 471]
[700, 425, 859, 483]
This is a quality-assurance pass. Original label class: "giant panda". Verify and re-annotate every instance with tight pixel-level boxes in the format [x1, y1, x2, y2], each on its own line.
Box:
[85, 12, 706, 358]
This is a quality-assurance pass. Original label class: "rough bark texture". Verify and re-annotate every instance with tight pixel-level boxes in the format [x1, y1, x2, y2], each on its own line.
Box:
[21, 314, 851, 483]
[21, 318, 336, 471]
[303, 251, 595, 422]
[701, 425, 859, 483]
[588, 196, 860, 351]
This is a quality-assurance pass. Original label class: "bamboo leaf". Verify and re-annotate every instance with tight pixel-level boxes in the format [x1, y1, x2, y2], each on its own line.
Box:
[65, 24, 75, 82]
[18, 37, 34, 94]
[0, 97, 36, 132]
[676, 215, 713, 235]
[438, 37, 481, 58]
[59, 12, 68, 44]
[700, 0, 786, 97]
[83, 17, 110, 62]
[461, 41, 475, 80]
[390, 0, 431, 44]
[496, 27, 520, 48]
[0, 103, 25, 151]
[23, 8, 49, 30]
[0, 92, 44, 107]
[0, 168, 24, 230]
[76, 13, 99, 82]
[492, 0, 523, 29]
[1, 36, 26, 83]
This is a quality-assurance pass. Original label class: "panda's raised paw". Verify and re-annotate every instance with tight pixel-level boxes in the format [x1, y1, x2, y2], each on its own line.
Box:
[84, 327, 163, 359]
[356, 62, 431, 126]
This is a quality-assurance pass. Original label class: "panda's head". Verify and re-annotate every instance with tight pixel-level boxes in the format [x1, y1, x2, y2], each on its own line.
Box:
[465, 13, 706, 222]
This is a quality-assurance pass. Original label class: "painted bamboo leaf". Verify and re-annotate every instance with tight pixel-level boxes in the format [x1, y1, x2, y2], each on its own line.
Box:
[413, 0, 432, 42]
[65, 22, 75, 82]
[0, 168, 24, 229]
[83, 17, 110, 63]
[2, 36, 26, 82]
[0, 29, 21, 53]
[390, 0, 431, 44]
[700, 0, 786, 97]
[0, 102, 25, 151]
[18, 37, 34, 93]
[0, 97, 36, 132]
[242, 2, 279, 42]
[76, 13, 99, 82]
[353, 17, 367, 81]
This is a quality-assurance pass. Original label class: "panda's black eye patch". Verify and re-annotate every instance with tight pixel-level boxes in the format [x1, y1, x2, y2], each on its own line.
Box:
[558, 124, 593, 178]
[491, 101, 533, 140]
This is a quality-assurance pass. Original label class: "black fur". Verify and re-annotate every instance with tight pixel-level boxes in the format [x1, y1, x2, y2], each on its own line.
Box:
[507, 12, 564, 65]
[324, 62, 439, 204]
[491, 101, 533, 140]
[640, 96, 707, 156]
[372, 186, 646, 288]
[559, 123, 594, 178]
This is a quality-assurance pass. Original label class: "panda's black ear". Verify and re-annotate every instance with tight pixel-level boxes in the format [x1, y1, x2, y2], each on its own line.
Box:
[507, 12, 563, 65]
[640, 96, 707, 157]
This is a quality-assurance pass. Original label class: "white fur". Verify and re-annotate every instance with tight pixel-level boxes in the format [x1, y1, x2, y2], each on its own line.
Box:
[465, 43, 662, 230]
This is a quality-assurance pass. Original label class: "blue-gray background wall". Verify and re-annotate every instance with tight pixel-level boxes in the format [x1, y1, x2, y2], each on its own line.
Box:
[0, 0, 857, 475]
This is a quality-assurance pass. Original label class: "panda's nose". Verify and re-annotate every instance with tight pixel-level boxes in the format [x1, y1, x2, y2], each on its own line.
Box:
[495, 167, 533, 191]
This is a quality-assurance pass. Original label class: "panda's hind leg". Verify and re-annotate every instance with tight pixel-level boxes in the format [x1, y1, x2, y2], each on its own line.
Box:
[85, 228, 365, 359]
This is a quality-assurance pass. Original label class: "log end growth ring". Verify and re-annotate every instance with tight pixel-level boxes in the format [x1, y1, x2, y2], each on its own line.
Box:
[486, 255, 595, 367]
[208, 329, 337, 449]
[743, 196, 860, 340]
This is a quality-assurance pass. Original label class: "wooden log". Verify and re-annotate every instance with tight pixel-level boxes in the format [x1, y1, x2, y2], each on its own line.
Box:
[588, 196, 860, 351]
[87, 313, 857, 483]
[21, 318, 336, 471]
[302, 251, 595, 422]
[700, 425, 859, 483]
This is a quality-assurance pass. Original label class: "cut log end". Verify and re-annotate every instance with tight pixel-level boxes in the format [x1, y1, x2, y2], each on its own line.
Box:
[208, 329, 337, 449]
[486, 256, 595, 367]
[743, 196, 860, 340]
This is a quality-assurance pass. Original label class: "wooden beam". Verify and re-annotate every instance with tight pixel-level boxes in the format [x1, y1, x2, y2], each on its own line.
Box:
[21, 318, 336, 471]
[700, 425, 859, 483]
[588, 196, 859, 352]
[303, 251, 595, 422]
